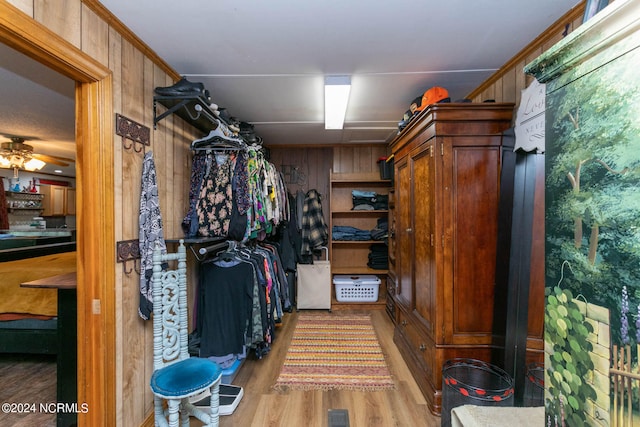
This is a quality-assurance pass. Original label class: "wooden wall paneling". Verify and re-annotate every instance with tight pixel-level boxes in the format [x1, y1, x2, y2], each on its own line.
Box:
[368, 145, 387, 173]
[493, 78, 503, 103]
[333, 144, 387, 175]
[501, 67, 517, 103]
[357, 146, 373, 172]
[482, 85, 496, 103]
[333, 145, 353, 174]
[313, 148, 332, 202]
[341, 145, 352, 172]
[81, 4, 109, 65]
[120, 37, 146, 424]
[83, 0, 180, 81]
[515, 59, 527, 107]
[108, 24, 125, 426]
[275, 148, 307, 193]
[34, 0, 81, 48]
[268, 146, 330, 195]
[6, 0, 32, 16]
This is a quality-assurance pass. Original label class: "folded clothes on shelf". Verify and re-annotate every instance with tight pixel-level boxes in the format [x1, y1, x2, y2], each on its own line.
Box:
[332, 225, 371, 241]
[368, 243, 388, 269]
[370, 217, 388, 241]
[351, 190, 388, 210]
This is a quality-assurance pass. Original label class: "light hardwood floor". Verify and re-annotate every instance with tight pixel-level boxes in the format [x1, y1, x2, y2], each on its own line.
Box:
[0, 310, 441, 427]
[213, 309, 441, 427]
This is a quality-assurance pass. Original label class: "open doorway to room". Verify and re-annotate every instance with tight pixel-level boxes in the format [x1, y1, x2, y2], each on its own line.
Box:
[0, 3, 115, 425]
[0, 42, 77, 426]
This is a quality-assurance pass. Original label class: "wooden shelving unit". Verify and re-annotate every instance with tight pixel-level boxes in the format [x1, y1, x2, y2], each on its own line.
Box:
[329, 171, 390, 310]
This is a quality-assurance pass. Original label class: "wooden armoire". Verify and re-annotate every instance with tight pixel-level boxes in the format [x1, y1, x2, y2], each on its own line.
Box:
[387, 103, 515, 414]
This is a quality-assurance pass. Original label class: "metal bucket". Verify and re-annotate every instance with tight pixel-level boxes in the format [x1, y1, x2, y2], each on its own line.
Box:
[523, 362, 545, 407]
[441, 358, 515, 427]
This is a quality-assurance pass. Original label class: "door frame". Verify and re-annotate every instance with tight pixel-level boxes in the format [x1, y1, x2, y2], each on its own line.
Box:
[0, 3, 115, 426]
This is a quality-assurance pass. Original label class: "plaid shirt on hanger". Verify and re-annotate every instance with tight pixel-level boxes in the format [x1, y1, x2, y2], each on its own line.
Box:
[300, 189, 328, 255]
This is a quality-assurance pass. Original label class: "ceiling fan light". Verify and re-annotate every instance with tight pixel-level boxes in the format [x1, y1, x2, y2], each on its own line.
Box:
[0, 155, 10, 168]
[24, 158, 46, 171]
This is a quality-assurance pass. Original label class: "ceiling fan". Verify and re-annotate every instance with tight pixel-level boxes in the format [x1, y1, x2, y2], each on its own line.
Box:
[0, 137, 75, 174]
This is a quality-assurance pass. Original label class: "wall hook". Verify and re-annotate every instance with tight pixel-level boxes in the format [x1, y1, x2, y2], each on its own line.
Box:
[116, 113, 150, 154]
[116, 239, 141, 276]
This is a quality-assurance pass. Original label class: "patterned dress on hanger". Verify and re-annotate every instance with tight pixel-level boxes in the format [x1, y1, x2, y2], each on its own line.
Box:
[196, 154, 235, 238]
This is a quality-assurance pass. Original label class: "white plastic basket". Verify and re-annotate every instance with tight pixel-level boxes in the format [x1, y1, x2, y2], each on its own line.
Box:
[333, 275, 381, 302]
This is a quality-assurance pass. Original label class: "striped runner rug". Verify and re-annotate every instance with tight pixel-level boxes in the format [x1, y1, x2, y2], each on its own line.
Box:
[273, 313, 395, 391]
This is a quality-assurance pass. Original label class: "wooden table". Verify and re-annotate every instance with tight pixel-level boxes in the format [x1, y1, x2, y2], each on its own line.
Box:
[21, 272, 77, 427]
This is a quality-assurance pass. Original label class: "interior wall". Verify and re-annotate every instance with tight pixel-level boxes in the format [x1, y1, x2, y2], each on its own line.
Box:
[466, 1, 586, 107]
[5, 1, 192, 425]
[113, 36, 195, 427]
[333, 144, 388, 175]
[267, 144, 387, 228]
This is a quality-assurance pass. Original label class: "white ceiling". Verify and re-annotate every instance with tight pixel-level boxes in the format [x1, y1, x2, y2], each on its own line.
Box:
[0, 43, 76, 176]
[101, 0, 580, 145]
[0, 0, 580, 176]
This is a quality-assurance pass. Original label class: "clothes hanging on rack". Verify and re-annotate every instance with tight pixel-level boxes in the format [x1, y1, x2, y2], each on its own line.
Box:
[195, 241, 290, 361]
[198, 252, 256, 357]
[182, 151, 208, 237]
[183, 137, 292, 365]
[196, 153, 236, 238]
[138, 151, 167, 320]
[246, 149, 288, 240]
[184, 141, 288, 242]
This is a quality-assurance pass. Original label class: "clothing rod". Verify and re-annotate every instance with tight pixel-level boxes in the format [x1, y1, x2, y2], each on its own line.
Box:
[198, 240, 229, 256]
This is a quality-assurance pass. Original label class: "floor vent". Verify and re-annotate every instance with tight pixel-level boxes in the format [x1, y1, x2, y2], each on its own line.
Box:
[328, 409, 350, 427]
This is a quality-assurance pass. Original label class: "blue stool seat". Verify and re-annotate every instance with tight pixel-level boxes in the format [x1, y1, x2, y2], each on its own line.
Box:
[150, 357, 222, 398]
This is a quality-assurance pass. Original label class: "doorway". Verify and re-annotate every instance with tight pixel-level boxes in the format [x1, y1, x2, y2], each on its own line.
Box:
[0, 3, 115, 425]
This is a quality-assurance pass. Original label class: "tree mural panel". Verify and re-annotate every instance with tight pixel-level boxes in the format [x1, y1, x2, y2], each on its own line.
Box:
[526, 2, 640, 425]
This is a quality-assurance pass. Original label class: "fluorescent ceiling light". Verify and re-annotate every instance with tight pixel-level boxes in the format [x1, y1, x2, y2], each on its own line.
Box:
[324, 75, 351, 129]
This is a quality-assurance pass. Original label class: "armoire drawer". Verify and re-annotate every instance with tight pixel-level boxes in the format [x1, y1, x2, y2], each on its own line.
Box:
[386, 295, 396, 323]
[396, 309, 434, 378]
[385, 275, 397, 322]
[386, 273, 396, 297]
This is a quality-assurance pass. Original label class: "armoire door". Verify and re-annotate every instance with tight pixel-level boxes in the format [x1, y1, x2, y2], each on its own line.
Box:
[444, 141, 502, 345]
[410, 143, 437, 340]
[395, 156, 413, 309]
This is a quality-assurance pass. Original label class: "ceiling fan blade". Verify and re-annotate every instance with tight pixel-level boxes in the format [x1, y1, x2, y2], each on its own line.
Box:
[32, 153, 70, 166]
[35, 153, 75, 162]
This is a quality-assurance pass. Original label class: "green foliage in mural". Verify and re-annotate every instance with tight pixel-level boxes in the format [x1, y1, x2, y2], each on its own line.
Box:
[545, 286, 596, 426]
[545, 42, 640, 347]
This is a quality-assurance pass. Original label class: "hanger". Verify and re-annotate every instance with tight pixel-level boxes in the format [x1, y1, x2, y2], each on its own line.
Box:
[191, 121, 248, 152]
